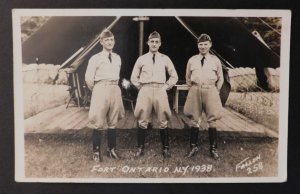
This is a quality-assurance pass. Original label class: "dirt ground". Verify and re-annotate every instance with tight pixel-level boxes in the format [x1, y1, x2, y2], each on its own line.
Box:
[25, 129, 278, 179]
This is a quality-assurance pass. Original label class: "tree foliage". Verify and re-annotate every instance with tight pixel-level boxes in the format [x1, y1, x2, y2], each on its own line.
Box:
[238, 17, 281, 55]
[21, 16, 50, 42]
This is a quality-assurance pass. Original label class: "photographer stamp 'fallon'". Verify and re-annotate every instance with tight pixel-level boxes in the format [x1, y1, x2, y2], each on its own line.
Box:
[236, 154, 263, 175]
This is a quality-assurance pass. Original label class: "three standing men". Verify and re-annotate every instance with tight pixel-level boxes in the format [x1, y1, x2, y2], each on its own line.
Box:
[184, 34, 224, 160]
[85, 29, 125, 162]
[130, 31, 178, 158]
[85, 29, 223, 162]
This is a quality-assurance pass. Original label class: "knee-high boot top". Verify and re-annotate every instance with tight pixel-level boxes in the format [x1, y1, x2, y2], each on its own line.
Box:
[107, 129, 120, 159]
[160, 128, 171, 158]
[92, 129, 102, 162]
[136, 126, 146, 157]
[208, 127, 220, 160]
[186, 127, 199, 158]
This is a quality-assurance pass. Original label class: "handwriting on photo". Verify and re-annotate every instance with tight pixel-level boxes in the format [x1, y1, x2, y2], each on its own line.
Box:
[236, 154, 263, 175]
[91, 165, 213, 175]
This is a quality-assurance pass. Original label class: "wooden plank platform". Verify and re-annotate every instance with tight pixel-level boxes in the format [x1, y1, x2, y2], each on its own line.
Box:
[25, 105, 278, 137]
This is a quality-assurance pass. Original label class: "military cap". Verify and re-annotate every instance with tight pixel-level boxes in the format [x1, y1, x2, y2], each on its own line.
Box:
[148, 31, 161, 40]
[197, 33, 212, 43]
[99, 29, 114, 39]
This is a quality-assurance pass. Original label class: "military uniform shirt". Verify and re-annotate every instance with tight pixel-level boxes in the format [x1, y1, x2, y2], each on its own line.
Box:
[186, 53, 224, 90]
[131, 52, 178, 90]
[85, 50, 121, 90]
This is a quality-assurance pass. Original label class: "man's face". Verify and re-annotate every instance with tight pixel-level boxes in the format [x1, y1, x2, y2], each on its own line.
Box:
[198, 41, 212, 55]
[147, 38, 161, 53]
[100, 36, 115, 51]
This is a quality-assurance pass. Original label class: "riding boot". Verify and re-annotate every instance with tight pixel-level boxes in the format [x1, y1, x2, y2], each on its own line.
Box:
[208, 127, 220, 160]
[160, 128, 171, 158]
[92, 129, 102, 162]
[186, 127, 199, 158]
[107, 128, 120, 159]
[136, 126, 146, 157]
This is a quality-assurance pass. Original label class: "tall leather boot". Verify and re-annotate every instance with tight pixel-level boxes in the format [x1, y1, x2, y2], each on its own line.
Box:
[136, 126, 146, 157]
[92, 129, 102, 162]
[186, 127, 199, 158]
[107, 128, 120, 159]
[160, 128, 171, 158]
[208, 127, 220, 160]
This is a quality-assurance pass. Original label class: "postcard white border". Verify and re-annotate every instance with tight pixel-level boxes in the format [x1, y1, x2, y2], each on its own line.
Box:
[13, 9, 291, 183]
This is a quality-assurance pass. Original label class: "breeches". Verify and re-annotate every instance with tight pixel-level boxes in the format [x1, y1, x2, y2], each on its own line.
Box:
[134, 84, 172, 129]
[88, 83, 125, 130]
[184, 85, 222, 128]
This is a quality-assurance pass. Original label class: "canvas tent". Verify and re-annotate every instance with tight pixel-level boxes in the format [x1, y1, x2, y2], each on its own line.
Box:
[22, 16, 280, 107]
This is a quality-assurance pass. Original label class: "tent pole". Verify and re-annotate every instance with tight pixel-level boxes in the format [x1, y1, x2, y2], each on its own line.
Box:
[139, 21, 144, 56]
[133, 16, 149, 56]
[72, 73, 81, 107]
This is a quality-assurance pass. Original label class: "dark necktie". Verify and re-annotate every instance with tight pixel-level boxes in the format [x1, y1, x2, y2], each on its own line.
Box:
[108, 53, 112, 63]
[201, 56, 205, 66]
[152, 54, 155, 64]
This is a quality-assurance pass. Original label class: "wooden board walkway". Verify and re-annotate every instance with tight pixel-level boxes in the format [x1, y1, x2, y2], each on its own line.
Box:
[25, 105, 278, 137]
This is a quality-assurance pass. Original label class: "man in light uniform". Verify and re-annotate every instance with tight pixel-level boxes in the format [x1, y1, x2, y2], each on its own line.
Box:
[85, 29, 125, 162]
[184, 33, 224, 160]
[131, 31, 178, 158]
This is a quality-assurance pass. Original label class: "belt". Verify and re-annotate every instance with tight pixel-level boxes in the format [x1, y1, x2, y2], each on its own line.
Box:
[95, 80, 118, 85]
[142, 83, 164, 87]
[191, 82, 215, 88]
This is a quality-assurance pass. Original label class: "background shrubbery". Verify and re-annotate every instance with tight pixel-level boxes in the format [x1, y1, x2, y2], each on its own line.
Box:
[238, 17, 281, 55]
[21, 16, 50, 42]
[226, 92, 279, 131]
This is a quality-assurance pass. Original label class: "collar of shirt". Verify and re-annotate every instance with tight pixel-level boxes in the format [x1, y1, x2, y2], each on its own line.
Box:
[101, 49, 113, 57]
[147, 51, 160, 56]
[199, 53, 212, 60]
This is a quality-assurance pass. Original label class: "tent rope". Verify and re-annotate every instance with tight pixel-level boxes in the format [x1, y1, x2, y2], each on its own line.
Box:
[175, 16, 234, 69]
[256, 17, 281, 36]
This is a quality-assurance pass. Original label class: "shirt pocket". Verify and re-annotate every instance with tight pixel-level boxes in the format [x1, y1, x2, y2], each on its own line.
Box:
[140, 64, 152, 80]
[190, 63, 200, 71]
[141, 64, 152, 72]
[113, 60, 121, 71]
[115, 60, 121, 68]
[211, 64, 218, 73]
[97, 60, 106, 71]
[154, 63, 165, 74]
[209, 63, 218, 72]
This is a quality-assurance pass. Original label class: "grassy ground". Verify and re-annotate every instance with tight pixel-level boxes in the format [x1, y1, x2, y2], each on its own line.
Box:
[25, 129, 277, 179]
[23, 85, 279, 179]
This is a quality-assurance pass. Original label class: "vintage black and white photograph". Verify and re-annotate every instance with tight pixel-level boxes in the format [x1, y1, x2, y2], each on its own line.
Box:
[13, 9, 290, 182]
